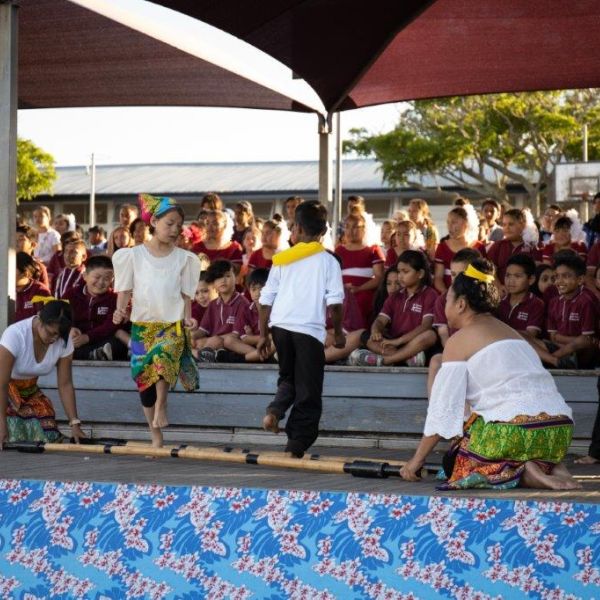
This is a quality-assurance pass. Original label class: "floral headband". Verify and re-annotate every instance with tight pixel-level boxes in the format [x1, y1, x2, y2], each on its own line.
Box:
[463, 264, 494, 284]
[139, 194, 179, 224]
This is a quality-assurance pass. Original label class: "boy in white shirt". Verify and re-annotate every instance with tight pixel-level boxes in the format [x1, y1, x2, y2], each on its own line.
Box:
[258, 201, 345, 457]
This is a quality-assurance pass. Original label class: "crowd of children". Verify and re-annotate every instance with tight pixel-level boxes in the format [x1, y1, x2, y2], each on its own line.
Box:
[10, 192, 600, 458]
[15, 193, 600, 374]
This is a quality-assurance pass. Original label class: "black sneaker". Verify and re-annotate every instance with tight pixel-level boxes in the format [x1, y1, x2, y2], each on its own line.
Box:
[557, 353, 578, 369]
[195, 348, 217, 363]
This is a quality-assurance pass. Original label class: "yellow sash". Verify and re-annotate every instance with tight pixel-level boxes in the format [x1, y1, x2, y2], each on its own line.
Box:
[272, 242, 325, 267]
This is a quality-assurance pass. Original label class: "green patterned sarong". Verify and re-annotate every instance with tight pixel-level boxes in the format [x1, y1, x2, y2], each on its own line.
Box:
[439, 413, 573, 490]
[130, 321, 198, 392]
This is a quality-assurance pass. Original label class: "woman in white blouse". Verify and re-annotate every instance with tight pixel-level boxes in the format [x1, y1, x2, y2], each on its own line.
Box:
[0, 300, 85, 446]
[400, 259, 580, 491]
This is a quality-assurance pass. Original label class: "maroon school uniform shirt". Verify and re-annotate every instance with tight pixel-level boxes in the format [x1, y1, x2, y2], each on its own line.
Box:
[325, 289, 365, 333]
[497, 292, 545, 333]
[193, 241, 243, 265]
[199, 292, 249, 336]
[541, 241, 587, 263]
[487, 239, 539, 283]
[587, 241, 600, 271]
[63, 282, 119, 344]
[546, 286, 598, 337]
[248, 248, 273, 270]
[434, 241, 487, 288]
[53, 265, 85, 299]
[432, 290, 457, 338]
[379, 285, 438, 338]
[15, 280, 51, 323]
[232, 301, 259, 339]
[191, 302, 208, 325]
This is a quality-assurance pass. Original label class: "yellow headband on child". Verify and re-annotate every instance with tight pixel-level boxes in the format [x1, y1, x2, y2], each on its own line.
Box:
[31, 295, 70, 305]
[463, 264, 494, 284]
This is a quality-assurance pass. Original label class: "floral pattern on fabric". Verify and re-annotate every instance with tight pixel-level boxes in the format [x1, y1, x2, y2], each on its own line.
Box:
[6, 378, 62, 442]
[440, 413, 573, 491]
[0, 479, 599, 598]
[130, 321, 197, 392]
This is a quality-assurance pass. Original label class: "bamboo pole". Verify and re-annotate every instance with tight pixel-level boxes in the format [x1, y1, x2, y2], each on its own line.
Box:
[4, 441, 395, 478]
[124, 440, 413, 470]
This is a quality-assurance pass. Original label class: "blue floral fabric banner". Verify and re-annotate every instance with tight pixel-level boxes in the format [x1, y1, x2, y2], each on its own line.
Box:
[0, 479, 599, 599]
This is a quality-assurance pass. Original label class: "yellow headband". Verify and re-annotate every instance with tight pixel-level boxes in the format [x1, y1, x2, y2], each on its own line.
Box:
[31, 295, 69, 305]
[463, 264, 494, 284]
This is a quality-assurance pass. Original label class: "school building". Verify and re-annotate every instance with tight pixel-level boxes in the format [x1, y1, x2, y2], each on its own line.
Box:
[22, 159, 533, 231]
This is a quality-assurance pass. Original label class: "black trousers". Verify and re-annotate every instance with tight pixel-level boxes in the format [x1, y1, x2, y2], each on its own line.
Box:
[588, 376, 600, 459]
[267, 326, 325, 457]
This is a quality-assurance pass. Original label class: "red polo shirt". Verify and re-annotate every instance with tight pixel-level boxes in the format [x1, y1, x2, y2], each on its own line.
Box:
[199, 292, 249, 336]
[233, 301, 259, 338]
[15, 280, 51, 323]
[487, 239, 539, 283]
[546, 286, 598, 337]
[587, 241, 600, 270]
[193, 241, 243, 265]
[497, 292, 545, 333]
[191, 302, 207, 325]
[379, 285, 438, 338]
[248, 249, 273, 270]
[63, 282, 120, 344]
[541, 242, 587, 264]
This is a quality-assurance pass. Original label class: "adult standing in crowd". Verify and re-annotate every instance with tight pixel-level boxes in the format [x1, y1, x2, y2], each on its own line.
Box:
[0, 300, 85, 445]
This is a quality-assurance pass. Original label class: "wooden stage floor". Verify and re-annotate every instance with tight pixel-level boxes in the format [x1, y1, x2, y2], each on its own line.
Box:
[2, 443, 599, 504]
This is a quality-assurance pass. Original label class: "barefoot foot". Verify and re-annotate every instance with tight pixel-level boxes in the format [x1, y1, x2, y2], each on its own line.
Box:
[152, 402, 169, 429]
[263, 413, 280, 433]
[150, 428, 163, 449]
[574, 454, 600, 465]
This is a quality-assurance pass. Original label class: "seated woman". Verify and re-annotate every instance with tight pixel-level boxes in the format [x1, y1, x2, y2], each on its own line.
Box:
[0, 300, 85, 445]
[400, 258, 580, 491]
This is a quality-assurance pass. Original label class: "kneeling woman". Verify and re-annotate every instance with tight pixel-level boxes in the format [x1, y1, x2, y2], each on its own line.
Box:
[0, 300, 85, 445]
[401, 259, 580, 490]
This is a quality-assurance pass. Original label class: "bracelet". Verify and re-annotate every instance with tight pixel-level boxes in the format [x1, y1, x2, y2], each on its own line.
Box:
[69, 418, 82, 427]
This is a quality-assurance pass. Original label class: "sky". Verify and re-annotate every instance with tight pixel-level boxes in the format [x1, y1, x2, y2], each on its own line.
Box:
[17, 103, 404, 168]
[16, 0, 405, 168]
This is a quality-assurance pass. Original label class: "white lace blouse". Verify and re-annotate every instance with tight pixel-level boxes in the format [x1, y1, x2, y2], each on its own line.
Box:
[423, 339, 573, 439]
[113, 245, 201, 322]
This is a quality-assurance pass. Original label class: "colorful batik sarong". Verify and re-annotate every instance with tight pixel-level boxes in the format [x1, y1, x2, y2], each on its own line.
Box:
[130, 321, 198, 392]
[438, 412, 573, 490]
[6, 378, 62, 442]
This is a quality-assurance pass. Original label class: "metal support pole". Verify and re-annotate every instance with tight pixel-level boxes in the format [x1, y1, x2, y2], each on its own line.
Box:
[332, 112, 343, 243]
[89, 153, 96, 227]
[0, 1, 18, 330]
[318, 113, 332, 208]
[583, 124, 589, 163]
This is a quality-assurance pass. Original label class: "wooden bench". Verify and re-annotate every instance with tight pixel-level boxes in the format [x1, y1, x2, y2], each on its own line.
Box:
[38, 362, 599, 450]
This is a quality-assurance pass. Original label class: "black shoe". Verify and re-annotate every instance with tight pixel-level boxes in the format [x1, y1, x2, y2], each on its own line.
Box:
[194, 348, 217, 363]
[557, 353, 578, 369]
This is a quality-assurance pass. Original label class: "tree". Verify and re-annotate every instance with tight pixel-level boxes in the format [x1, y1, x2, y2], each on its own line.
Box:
[16, 138, 56, 202]
[344, 89, 600, 211]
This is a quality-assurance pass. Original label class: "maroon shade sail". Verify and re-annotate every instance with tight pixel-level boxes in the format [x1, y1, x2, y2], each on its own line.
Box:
[18, 0, 312, 111]
[154, 0, 600, 111]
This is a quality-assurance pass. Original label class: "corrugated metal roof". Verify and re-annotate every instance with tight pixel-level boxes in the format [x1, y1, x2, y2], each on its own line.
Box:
[52, 159, 524, 196]
[53, 159, 391, 195]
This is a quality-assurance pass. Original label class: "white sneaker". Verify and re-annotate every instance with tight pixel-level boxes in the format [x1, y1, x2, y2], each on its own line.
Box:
[348, 349, 383, 367]
[407, 351, 426, 367]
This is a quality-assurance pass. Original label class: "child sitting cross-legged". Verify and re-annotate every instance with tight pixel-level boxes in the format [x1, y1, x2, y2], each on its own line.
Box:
[529, 252, 598, 369]
[496, 253, 545, 339]
[192, 259, 249, 362]
[349, 250, 438, 367]
[222, 268, 274, 362]
[191, 271, 217, 325]
[63, 255, 130, 361]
